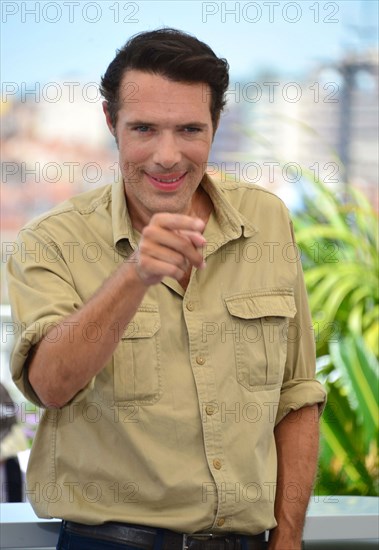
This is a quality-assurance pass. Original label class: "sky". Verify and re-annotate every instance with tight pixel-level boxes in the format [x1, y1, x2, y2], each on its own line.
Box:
[1, 0, 378, 88]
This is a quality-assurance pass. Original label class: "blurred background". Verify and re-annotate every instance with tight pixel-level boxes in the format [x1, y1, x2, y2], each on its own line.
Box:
[1, 0, 378, 500]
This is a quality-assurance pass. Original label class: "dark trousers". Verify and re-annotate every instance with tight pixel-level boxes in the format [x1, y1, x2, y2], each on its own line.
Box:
[56, 523, 142, 549]
[56, 522, 268, 550]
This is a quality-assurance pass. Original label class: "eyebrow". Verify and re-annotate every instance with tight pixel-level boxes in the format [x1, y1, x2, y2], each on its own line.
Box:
[124, 121, 209, 129]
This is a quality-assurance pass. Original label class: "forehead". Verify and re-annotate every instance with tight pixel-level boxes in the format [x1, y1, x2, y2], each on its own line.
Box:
[117, 70, 212, 119]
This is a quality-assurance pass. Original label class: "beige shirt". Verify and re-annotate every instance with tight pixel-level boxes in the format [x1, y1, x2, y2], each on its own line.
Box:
[7, 175, 326, 533]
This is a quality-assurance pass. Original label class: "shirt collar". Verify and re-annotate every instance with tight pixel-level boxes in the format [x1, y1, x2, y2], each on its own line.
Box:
[111, 175, 258, 254]
[201, 174, 257, 240]
[111, 178, 138, 255]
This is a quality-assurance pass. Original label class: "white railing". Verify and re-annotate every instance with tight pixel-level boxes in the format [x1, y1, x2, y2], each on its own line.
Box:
[1, 497, 378, 549]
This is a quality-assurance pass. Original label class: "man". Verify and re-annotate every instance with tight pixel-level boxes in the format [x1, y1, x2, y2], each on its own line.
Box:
[7, 28, 326, 550]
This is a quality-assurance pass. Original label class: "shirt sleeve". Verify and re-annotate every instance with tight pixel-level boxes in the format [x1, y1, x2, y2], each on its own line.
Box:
[6, 226, 95, 407]
[275, 220, 327, 425]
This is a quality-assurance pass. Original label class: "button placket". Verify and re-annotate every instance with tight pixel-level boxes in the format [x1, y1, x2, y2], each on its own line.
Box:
[184, 279, 231, 530]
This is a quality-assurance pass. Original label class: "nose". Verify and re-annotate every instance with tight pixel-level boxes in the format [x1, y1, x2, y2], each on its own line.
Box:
[152, 131, 182, 169]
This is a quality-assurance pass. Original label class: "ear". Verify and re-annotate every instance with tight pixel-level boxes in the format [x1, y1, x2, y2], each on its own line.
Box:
[102, 101, 115, 136]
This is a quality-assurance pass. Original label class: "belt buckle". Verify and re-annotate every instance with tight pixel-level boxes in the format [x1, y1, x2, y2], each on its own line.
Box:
[183, 533, 214, 549]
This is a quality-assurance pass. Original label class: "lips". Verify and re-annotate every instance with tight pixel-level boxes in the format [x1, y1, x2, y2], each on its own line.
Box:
[145, 172, 187, 191]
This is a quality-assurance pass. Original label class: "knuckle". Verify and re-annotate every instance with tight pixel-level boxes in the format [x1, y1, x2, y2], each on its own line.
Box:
[150, 213, 164, 225]
[172, 266, 183, 279]
[138, 241, 149, 255]
[141, 225, 154, 238]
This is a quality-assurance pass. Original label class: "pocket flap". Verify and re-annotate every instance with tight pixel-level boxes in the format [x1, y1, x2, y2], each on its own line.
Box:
[225, 289, 297, 319]
[122, 305, 161, 339]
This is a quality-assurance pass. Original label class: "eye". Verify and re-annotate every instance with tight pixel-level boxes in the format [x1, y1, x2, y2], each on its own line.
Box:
[133, 125, 152, 133]
[184, 127, 202, 133]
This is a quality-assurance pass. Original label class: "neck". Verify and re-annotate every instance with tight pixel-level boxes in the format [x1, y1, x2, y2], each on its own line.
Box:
[189, 186, 213, 225]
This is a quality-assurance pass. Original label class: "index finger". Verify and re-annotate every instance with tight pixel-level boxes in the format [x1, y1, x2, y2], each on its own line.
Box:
[150, 213, 205, 233]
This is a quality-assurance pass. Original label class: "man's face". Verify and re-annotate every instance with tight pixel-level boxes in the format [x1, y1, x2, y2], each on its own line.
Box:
[104, 70, 214, 227]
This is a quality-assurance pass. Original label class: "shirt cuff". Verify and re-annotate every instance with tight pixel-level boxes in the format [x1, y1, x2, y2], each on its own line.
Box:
[11, 316, 96, 408]
[275, 378, 327, 425]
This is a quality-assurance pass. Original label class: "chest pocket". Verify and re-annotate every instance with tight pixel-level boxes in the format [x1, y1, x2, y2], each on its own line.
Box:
[113, 305, 162, 404]
[224, 289, 297, 391]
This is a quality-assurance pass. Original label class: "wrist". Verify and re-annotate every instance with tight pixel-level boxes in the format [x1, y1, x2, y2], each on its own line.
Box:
[268, 527, 303, 550]
[120, 257, 151, 290]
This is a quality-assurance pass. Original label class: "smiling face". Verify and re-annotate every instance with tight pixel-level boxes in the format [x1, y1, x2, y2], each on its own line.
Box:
[103, 70, 214, 230]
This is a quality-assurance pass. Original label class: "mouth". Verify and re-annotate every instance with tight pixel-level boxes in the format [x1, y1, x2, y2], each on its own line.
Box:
[145, 172, 187, 191]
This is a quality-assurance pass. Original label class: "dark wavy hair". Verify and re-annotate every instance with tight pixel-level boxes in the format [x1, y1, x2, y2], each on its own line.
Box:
[100, 28, 229, 132]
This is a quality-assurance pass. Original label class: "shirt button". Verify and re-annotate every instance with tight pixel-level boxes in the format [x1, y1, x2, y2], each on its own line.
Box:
[186, 301, 194, 311]
[213, 458, 222, 470]
[216, 518, 225, 527]
[205, 404, 216, 416]
[196, 356, 205, 365]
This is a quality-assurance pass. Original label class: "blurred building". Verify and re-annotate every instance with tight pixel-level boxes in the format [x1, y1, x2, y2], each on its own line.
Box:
[1, 86, 118, 237]
[297, 49, 378, 201]
[210, 50, 379, 208]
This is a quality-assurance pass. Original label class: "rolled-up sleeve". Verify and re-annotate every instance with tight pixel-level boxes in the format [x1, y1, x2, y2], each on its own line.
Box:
[275, 221, 327, 424]
[6, 227, 92, 406]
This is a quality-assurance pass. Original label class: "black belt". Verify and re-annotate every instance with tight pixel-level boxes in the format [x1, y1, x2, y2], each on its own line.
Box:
[63, 521, 267, 549]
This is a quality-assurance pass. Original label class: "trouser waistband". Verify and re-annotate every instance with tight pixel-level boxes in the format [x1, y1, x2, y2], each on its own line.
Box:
[63, 520, 267, 550]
